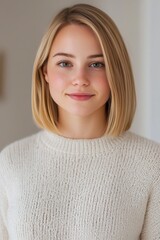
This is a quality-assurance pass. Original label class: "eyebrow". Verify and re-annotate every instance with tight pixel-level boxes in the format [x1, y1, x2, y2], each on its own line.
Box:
[53, 52, 104, 59]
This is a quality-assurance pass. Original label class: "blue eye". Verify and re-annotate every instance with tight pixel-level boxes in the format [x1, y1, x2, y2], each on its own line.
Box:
[90, 62, 105, 68]
[58, 61, 72, 67]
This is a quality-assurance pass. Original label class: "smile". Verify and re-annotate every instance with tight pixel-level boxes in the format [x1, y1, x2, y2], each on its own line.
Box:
[66, 93, 95, 101]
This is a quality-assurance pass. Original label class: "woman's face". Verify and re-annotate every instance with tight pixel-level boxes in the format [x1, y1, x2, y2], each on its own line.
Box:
[44, 24, 110, 119]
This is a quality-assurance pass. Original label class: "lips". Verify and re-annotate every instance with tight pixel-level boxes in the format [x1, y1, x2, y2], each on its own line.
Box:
[66, 93, 95, 101]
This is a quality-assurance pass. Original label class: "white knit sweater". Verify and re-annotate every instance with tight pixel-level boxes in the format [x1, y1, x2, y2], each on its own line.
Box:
[0, 130, 160, 240]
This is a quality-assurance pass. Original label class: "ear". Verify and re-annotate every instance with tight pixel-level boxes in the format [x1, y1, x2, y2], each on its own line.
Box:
[43, 64, 49, 82]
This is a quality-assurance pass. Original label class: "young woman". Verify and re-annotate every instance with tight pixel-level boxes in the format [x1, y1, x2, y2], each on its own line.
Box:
[0, 4, 160, 240]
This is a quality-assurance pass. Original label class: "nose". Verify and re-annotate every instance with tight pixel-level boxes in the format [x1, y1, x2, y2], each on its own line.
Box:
[72, 68, 89, 86]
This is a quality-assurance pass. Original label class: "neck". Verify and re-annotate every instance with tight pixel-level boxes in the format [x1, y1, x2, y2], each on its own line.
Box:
[57, 110, 107, 139]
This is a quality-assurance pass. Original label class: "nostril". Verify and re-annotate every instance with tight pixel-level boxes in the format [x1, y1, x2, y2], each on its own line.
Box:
[72, 77, 89, 86]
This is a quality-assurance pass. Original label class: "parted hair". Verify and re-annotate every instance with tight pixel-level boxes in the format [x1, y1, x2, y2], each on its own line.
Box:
[32, 3, 136, 136]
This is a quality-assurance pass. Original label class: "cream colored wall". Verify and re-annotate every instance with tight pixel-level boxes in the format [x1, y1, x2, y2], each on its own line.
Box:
[0, 0, 159, 150]
[147, 0, 160, 142]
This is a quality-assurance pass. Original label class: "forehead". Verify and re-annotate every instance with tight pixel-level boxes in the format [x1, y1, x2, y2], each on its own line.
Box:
[55, 23, 95, 36]
[50, 24, 103, 54]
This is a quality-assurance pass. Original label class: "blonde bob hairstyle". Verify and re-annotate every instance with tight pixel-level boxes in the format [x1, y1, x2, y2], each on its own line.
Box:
[32, 3, 136, 137]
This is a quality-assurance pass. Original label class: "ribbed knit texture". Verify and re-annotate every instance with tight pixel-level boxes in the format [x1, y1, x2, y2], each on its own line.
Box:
[0, 130, 160, 240]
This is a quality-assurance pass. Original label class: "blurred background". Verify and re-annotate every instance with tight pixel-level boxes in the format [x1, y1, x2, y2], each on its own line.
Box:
[0, 0, 160, 150]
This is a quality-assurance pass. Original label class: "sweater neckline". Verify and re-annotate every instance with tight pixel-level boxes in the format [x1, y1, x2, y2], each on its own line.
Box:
[39, 130, 128, 155]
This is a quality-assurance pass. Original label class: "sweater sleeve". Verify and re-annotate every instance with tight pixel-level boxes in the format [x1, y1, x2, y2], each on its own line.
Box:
[0, 154, 9, 239]
[140, 175, 160, 239]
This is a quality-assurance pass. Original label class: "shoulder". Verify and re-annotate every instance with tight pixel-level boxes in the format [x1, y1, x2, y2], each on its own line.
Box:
[121, 131, 160, 180]
[124, 131, 160, 154]
[0, 131, 42, 155]
[109, 130, 160, 159]
[0, 131, 43, 171]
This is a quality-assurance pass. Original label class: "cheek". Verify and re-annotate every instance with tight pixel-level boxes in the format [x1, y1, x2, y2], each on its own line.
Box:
[94, 74, 111, 101]
[94, 74, 110, 91]
[47, 72, 68, 100]
[48, 72, 66, 88]
[101, 78, 109, 88]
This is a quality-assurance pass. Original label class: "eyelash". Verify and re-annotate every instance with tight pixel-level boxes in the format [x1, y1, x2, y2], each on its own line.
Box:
[90, 62, 105, 68]
[57, 61, 72, 68]
[57, 61, 105, 68]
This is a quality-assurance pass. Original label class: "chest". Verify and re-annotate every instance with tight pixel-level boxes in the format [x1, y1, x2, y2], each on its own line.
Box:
[6, 153, 148, 239]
